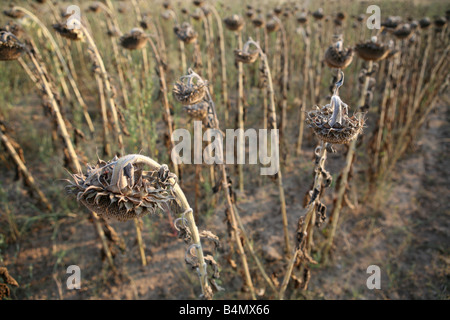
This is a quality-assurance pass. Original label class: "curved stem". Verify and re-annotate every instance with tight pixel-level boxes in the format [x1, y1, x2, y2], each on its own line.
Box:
[14, 6, 95, 133]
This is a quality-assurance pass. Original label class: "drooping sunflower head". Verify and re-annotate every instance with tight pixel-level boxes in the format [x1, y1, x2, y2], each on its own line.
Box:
[173, 71, 208, 106]
[66, 155, 176, 222]
[53, 21, 84, 41]
[234, 40, 259, 64]
[355, 37, 390, 61]
[0, 31, 25, 61]
[224, 14, 245, 32]
[324, 39, 354, 69]
[119, 28, 148, 50]
[174, 22, 198, 44]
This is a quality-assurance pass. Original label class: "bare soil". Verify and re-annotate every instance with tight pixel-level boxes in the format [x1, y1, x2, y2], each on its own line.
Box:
[1, 96, 448, 300]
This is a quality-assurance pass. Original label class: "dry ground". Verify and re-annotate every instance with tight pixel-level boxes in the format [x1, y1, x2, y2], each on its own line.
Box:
[1, 95, 448, 300]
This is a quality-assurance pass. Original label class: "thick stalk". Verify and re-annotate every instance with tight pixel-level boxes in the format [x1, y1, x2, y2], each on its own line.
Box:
[279, 142, 327, 299]
[245, 39, 291, 257]
[26, 48, 116, 270]
[324, 61, 373, 256]
[115, 154, 211, 298]
[0, 131, 52, 211]
[147, 37, 180, 177]
[296, 25, 311, 155]
[208, 5, 229, 123]
[237, 32, 245, 193]
[14, 6, 94, 133]
[80, 25, 124, 151]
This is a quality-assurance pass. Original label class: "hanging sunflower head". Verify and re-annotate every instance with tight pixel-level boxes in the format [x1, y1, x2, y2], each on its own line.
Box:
[3, 8, 25, 19]
[224, 14, 245, 32]
[66, 155, 177, 222]
[183, 101, 209, 124]
[419, 17, 431, 29]
[306, 73, 364, 144]
[296, 12, 308, 25]
[53, 20, 84, 41]
[173, 69, 208, 106]
[266, 18, 280, 33]
[0, 21, 24, 38]
[324, 38, 353, 69]
[252, 15, 265, 28]
[0, 31, 25, 61]
[393, 24, 413, 40]
[119, 28, 148, 50]
[234, 39, 259, 64]
[174, 22, 198, 44]
[355, 36, 390, 61]
[312, 8, 324, 20]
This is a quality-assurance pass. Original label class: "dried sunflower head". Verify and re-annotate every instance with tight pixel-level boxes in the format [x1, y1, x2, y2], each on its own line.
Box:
[434, 16, 447, 29]
[381, 16, 402, 30]
[65, 155, 176, 222]
[355, 37, 390, 61]
[252, 15, 265, 28]
[306, 74, 364, 144]
[306, 96, 364, 144]
[0, 21, 24, 38]
[119, 28, 148, 50]
[190, 9, 202, 21]
[3, 8, 24, 19]
[173, 74, 207, 106]
[273, 6, 282, 16]
[53, 21, 84, 41]
[174, 22, 198, 44]
[139, 15, 152, 30]
[234, 40, 259, 64]
[224, 14, 245, 32]
[87, 2, 101, 13]
[296, 12, 308, 25]
[336, 12, 346, 21]
[419, 17, 431, 29]
[312, 8, 324, 20]
[193, 0, 205, 7]
[393, 24, 413, 39]
[266, 19, 279, 33]
[324, 40, 353, 69]
[246, 10, 254, 19]
[0, 31, 25, 61]
[183, 101, 209, 122]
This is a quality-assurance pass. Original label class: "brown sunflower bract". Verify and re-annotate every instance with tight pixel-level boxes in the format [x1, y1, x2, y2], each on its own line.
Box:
[65, 156, 176, 222]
